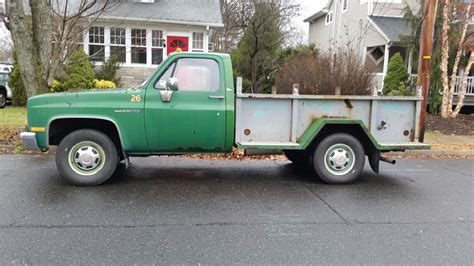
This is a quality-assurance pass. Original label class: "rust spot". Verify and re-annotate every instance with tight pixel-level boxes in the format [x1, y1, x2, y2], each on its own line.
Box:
[244, 129, 251, 135]
[344, 99, 353, 109]
[403, 130, 410, 136]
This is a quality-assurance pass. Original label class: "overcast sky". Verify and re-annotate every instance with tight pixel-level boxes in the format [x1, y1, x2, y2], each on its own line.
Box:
[294, 0, 327, 41]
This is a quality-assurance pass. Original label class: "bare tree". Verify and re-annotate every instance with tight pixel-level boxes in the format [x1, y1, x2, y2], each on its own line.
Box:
[440, 1, 472, 118]
[4, 0, 118, 97]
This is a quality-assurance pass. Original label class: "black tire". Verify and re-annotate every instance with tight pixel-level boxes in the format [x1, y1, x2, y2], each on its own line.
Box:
[56, 129, 119, 186]
[313, 133, 365, 184]
[284, 150, 311, 166]
[0, 88, 6, 109]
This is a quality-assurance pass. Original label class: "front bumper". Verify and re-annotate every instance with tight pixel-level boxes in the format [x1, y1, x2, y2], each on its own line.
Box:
[20, 132, 39, 150]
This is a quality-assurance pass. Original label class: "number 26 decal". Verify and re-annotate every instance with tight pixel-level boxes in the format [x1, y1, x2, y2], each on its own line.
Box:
[131, 95, 141, 102]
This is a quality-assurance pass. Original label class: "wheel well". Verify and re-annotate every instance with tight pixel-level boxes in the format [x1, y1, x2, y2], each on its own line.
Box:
[0, 85, 6, 94]
[49, 118, 122, 151]
[309, 123, 378, 156]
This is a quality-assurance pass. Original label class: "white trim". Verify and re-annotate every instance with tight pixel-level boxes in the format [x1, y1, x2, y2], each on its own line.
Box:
[146, 29, 152, 66]
[125, 27, 132, 65]
[341, 0, 348, 13]
[325, 11, 334, 25]
[104, 27, 111, 60]
[97, 16, 224, 28]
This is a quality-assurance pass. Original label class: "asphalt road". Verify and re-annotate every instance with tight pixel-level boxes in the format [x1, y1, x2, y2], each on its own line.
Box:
[0, 155, 472, 264]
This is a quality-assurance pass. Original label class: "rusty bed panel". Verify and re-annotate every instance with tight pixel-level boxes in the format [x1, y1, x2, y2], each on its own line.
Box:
[235, 93, 423, 146]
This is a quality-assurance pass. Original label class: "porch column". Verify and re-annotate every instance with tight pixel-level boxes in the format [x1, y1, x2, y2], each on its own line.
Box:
[381, 44, 391, 89]
[407, 48, 413, 74]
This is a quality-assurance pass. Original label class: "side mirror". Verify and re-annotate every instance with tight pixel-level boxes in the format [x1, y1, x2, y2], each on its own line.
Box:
[166, 77, 179, 91]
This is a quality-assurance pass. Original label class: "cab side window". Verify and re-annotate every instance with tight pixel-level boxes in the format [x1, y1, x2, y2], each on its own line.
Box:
[155, 58, 220, 92]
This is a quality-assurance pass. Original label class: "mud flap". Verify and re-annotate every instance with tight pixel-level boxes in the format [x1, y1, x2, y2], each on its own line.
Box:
[368, 150, 380, 174]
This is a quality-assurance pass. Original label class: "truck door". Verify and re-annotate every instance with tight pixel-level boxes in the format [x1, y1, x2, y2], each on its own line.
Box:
[145, 57, 227, 152]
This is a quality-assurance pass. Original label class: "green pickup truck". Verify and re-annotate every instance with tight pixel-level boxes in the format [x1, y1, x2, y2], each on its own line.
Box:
[21, 52, 429, 186]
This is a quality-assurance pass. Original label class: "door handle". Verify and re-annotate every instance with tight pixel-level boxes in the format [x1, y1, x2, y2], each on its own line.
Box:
[209, 96, 225, 100]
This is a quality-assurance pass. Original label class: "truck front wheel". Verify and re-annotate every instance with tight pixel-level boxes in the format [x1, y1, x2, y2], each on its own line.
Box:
[313, 133, 365, 184]
[56, 129, 119, 186]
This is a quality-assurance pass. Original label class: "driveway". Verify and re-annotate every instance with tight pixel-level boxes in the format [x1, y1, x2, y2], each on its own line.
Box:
[0, 155, 472, 264]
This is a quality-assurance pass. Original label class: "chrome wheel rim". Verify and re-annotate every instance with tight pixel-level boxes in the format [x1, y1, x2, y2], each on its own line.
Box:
[0, 94, 5, 106]
[68, 141, 106, 176]
[324, 143, 355, 176]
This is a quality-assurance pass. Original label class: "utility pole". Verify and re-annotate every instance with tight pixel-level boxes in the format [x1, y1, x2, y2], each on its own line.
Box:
[417, 0, 438, 143]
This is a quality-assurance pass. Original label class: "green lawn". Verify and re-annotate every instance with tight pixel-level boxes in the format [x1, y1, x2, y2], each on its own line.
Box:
[0, 106, 27, 128]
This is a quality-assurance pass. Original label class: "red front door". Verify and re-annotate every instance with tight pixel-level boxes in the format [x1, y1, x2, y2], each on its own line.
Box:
[167, 36, 189, 55]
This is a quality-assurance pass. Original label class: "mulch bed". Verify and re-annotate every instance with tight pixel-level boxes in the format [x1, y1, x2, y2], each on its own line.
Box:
[426, 114, 474, 135]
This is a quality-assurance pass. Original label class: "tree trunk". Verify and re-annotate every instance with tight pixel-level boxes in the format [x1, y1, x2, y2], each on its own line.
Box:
[451, 52, 473, 117]
[5, 0, 39, 98]
[30, 0, 53, 90]
[440, 0, 451, 118]
[447, 4, 471, 116]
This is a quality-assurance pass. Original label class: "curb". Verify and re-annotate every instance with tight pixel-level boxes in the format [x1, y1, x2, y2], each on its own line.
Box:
[388, 150, 474, 157]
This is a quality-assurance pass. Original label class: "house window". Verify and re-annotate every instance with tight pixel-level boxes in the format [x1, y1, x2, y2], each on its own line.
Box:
[192, 32, 204, 52]
[342, 0, 348, 12]
[325, 12, 334, 25]
[152, 30, 164, 65]
[368, 46, 385, 65]
[131, 28, 147, 64]
[110, 27, 126, 63]
[89, 27, 104, 61]
[208, 41, 214, 52]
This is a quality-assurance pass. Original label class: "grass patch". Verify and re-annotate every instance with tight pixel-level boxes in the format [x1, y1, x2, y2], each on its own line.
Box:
[0, 106, 27, 129]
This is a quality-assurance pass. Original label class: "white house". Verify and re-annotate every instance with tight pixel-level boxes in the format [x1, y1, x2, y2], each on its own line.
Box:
[82, 0, 223, 86]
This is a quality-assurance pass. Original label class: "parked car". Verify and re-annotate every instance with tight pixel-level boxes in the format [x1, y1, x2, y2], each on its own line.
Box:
[20, 52, 430, 186]
[0, 64, 13, 73]
[0, 71, 12, 108]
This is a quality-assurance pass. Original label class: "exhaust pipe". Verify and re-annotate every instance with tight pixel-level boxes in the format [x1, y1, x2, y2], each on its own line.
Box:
[380, 156, 396, 165]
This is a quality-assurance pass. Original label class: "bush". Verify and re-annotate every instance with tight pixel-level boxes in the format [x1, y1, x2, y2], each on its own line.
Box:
[50, 79, 66, 93]
[95, 55, 122, 87]
[383, 53, 410, 96]
[275, 48, 375, 95]
[93, 79, 116, 89]
[63, 49, 95, 91]
[8, 56, 27, 106]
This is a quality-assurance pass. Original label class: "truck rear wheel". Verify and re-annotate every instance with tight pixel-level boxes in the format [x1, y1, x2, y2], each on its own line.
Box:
[56, 129, 119, 186]
[313, 133, 365, 184]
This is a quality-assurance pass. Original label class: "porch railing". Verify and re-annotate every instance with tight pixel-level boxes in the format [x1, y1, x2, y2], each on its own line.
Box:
[454, 76, 474, 96]
[374, 74, 474, 97]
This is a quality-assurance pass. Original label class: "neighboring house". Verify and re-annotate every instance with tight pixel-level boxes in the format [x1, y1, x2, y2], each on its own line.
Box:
[305, 0, 473, 106]
[81, 0, 223, 87]
[305, 0, 420, 93]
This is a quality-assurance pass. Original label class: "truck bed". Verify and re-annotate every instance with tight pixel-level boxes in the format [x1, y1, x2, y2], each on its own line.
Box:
[235, 93, 430, 151]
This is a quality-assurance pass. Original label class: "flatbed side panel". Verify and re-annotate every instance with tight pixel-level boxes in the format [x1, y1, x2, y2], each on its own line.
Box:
[235, 94, 428, 151]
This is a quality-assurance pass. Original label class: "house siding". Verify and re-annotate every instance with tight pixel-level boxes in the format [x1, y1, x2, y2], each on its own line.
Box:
[307, 0, 418, 53]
